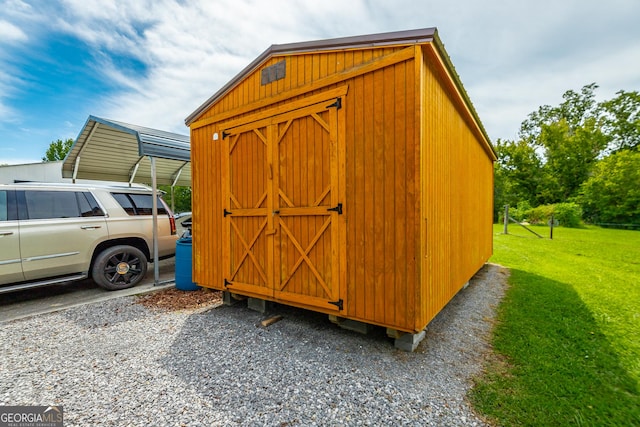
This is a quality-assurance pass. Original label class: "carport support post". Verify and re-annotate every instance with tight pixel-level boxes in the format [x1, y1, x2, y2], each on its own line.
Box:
[151, 156, 160, 286]
[170, 185, 175, 213]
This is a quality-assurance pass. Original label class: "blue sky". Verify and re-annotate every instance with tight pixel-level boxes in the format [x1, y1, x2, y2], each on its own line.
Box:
[1, 0, 640, 164]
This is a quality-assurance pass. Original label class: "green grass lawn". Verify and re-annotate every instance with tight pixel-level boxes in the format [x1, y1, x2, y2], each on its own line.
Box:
[470, 224, 640, 426]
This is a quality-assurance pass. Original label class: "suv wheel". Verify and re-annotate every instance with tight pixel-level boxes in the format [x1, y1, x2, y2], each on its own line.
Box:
[92, 245, 148, 290]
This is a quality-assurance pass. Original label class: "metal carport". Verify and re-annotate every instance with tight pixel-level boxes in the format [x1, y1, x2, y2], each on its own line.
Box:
[62, 115, 191, 285]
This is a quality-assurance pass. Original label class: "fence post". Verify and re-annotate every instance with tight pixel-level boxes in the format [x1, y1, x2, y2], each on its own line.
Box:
[550, 214, 554, 240]
[503, 205, 509, 234]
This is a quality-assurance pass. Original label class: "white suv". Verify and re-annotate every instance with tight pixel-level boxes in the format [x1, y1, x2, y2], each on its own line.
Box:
[0, 183, 178, 293]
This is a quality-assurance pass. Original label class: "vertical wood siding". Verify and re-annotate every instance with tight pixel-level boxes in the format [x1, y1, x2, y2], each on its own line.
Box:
[190, 41, 494, 333]
[343, 56, 418, 330]
[191, 126, 223, 289]
[275, 110, 336, 304]
[418, 45, 494, 328]
[227, 127, 269, 292]
[196, 47, 408, 124]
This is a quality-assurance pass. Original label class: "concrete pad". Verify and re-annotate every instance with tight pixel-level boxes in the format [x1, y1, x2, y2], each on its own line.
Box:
[329, 315, 373, 334]
[247, 297, 273, 314]
[222, 291, 249, 306]
[394, 330, 426, 352]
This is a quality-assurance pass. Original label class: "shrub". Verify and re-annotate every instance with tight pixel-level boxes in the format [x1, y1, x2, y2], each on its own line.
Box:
[506, 202, 583, 227]
[526, 205, 555, 225]
[508, 201, 532, 222]
[553, 202, 583, 228]
[578, 151, 640, 225]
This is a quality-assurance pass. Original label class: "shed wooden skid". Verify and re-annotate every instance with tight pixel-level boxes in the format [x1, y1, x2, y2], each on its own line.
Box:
[186, 28, 496, 335]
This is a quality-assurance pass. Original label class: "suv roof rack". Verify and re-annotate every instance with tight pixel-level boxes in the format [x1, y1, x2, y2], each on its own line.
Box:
[2, 182, 152, 191]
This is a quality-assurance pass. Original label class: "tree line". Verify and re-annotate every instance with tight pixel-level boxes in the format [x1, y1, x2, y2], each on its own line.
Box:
[494, 83, 640, 227]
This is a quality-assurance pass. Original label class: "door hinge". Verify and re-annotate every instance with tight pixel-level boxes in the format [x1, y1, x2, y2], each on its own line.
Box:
[327, 97, 342, 110]
[327, 203, 343, 215]
[222, 130, 230, 139]
[224, 209, 232, 217]
[328, 299, 343, 310]
[224, 278, 232, 287]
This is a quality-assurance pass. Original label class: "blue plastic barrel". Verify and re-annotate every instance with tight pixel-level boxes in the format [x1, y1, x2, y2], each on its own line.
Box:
[175, 237, 200, 291]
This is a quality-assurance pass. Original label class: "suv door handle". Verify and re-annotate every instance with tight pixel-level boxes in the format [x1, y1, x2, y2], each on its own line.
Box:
[0, 231, 14, 236]
[81, 225, 102, 230]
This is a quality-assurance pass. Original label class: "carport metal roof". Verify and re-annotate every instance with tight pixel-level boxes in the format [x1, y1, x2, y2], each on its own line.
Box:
[62, 115, 191, 286]
[62, 116, 191, 186]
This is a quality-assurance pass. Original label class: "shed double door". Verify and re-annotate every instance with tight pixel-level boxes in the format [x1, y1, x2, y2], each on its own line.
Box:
[222, 96, 344, 312]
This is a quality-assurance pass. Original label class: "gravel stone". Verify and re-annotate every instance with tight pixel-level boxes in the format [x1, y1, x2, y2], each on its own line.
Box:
[0, 264, 507, 426]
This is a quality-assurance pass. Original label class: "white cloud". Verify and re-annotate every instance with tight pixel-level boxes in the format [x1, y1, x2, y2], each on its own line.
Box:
[45, 0, 382, 133]
[0, 19, 27, 43]
[469, 33, 640, 141]
[4, 0, 640, 142]
[0, 14, 30, 124]
[0, 100, 15, 123]
[0, 0, 35, 21]
[0, 68, 20, 123]
[0, 2, 46, 127]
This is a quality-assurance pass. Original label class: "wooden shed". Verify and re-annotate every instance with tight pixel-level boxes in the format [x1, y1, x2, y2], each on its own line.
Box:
[185, 28, 496, 349]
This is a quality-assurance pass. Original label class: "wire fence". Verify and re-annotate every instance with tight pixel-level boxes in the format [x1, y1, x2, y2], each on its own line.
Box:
[501, 205, 640, 237]
[592, 223, 640, 230]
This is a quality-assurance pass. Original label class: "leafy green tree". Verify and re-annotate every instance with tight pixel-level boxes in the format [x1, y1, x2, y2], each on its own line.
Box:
[493, 138, 543, 215]
[520, 83, 600, 143]
[517, 83, 608, 203]
[159, 185, 191, 213]
[578, 150, 640, 224]
[600, 90, 640, 153]
[537, 118, 608, 202]
[43, 138, 74, 162]
[495, 83, 640, 224]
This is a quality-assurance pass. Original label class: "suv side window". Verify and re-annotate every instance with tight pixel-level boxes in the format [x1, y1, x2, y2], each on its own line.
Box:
[111, 193, 135, 215]
[111, 193, 167, 216]
[25, 191, 80, 219]
[0, 191, 18, 221]
[78, 192, 105, 217]
[22, 191, 105, 220]
[0, 191, 7, 221]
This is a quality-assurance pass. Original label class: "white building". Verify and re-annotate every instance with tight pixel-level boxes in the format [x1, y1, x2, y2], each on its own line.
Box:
[0, 161, 69, 184]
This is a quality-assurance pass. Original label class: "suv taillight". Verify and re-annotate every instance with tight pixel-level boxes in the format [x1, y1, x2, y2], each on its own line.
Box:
[170, 216, 177, 235]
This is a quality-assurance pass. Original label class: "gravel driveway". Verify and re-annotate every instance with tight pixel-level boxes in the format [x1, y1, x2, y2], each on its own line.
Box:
[0, 264, 507, 426]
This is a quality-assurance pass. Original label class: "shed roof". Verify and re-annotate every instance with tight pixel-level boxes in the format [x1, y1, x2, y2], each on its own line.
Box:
[185, 28, 439, 126]
[184, 28, 492, 151]
[62, 116, 191, 186]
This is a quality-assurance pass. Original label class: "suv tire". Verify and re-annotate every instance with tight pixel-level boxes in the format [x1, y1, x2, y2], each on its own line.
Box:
[92, 245, 148, 290]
